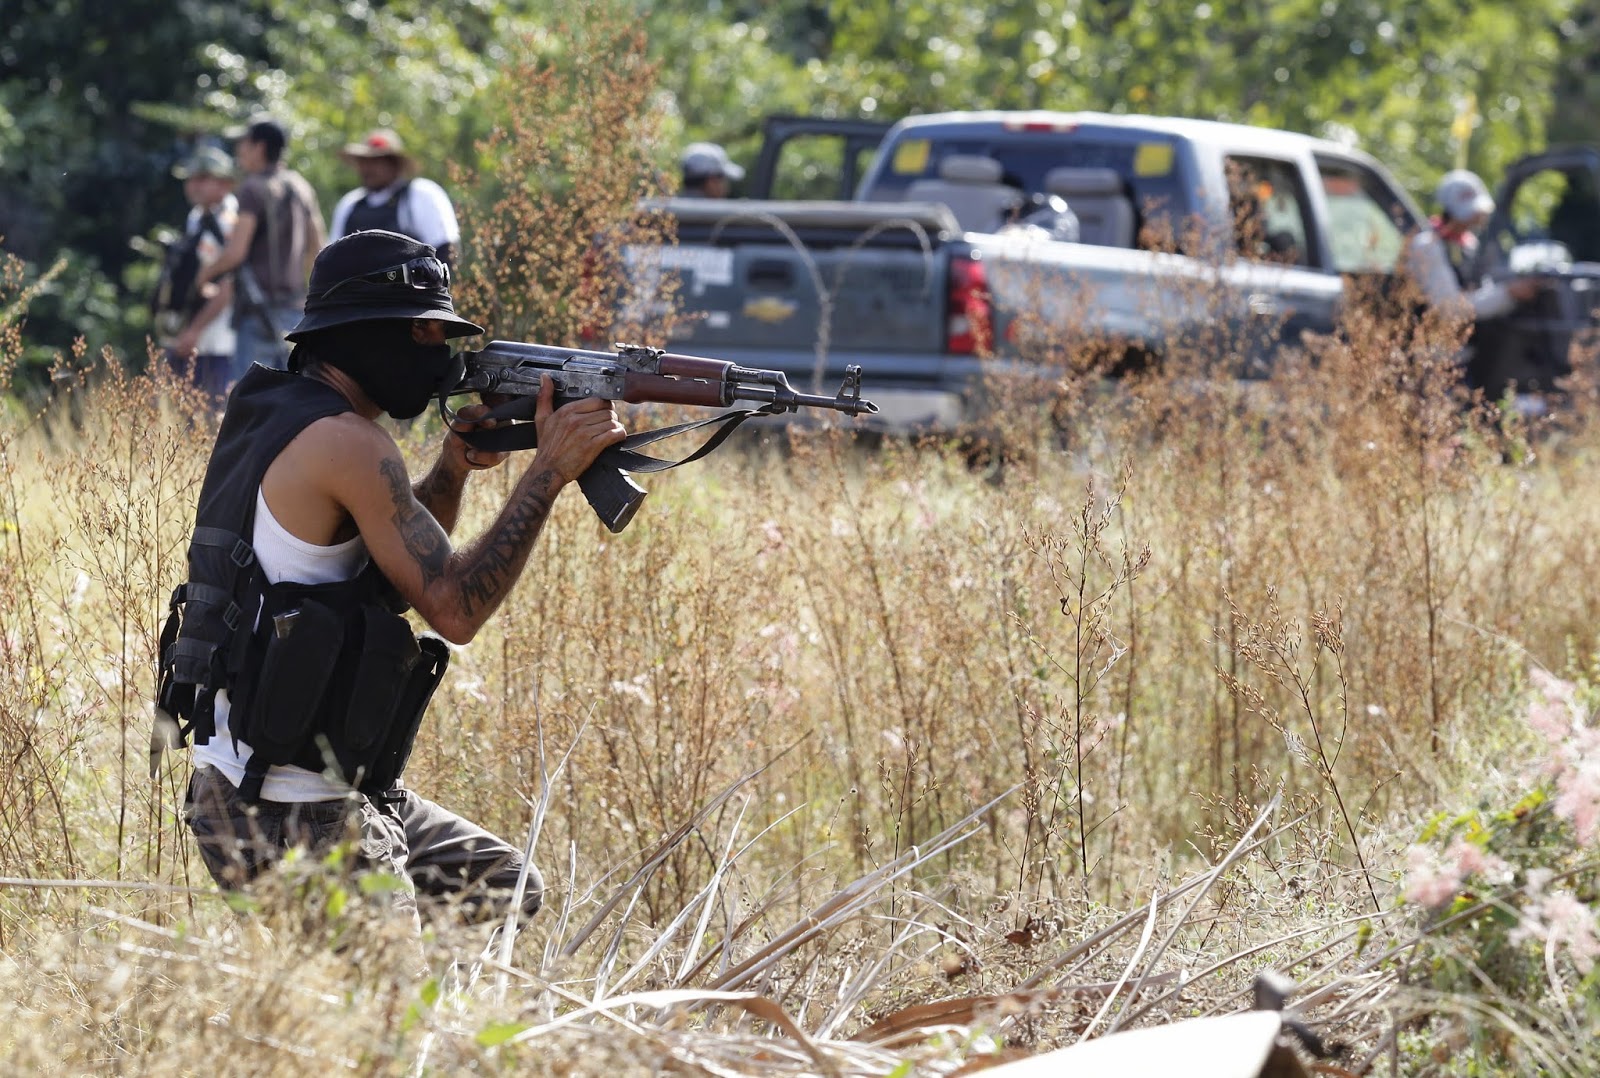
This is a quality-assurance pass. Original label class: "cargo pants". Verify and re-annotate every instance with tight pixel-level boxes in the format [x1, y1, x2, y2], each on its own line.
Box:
[183, 764, 543, 935]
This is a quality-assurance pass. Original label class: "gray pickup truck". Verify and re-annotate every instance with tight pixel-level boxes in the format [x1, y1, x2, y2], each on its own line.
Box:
[629, 111, 1427, 432]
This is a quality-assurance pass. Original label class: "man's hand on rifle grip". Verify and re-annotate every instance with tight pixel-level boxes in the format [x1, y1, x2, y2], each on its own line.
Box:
[532, 376, 628, 485]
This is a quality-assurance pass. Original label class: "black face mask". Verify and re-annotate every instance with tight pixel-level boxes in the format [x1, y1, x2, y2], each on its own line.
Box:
[312, 322, 459, 420]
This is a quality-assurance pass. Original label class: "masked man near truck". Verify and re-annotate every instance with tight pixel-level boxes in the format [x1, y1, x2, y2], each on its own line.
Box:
[155, 229, 626, 933]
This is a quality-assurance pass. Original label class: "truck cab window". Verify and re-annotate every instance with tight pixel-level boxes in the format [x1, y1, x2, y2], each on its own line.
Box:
[1315, 157, 1411, 274]
[1225, 155, 1312, 267]
[769, 134, 884, 202]
[870, 133, 1189, 249]
[1501, 165, 1600, 264]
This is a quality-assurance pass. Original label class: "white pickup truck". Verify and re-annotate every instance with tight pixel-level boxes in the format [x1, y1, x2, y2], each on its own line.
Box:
[630, 110, 1427, 432]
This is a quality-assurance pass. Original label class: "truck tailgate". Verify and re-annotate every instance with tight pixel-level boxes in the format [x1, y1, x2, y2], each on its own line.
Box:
[629, 199, 957, 381]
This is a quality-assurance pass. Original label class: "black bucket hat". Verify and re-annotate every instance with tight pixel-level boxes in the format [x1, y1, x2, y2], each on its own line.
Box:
[285, 229, 484, 342]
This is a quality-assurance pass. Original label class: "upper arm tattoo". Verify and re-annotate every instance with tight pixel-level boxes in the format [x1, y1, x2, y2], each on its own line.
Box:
[380, 457, 449, 587]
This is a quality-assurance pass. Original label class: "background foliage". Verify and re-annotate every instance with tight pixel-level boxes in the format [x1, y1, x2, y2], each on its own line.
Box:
[3, 0, 1600, 366]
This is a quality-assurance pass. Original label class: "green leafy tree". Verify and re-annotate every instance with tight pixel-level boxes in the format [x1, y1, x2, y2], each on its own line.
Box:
[0, 0, 264, 367]
[3, 0, 1596, 371]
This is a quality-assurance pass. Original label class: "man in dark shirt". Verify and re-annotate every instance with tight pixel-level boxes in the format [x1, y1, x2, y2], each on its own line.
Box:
[198, 116, 327, 380]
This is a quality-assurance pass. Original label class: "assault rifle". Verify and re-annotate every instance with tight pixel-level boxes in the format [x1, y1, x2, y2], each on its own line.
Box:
[441, 341, 878, 532]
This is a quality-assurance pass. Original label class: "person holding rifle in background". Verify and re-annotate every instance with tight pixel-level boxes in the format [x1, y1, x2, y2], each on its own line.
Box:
[154, 146, 239, 403]
[196, 115, 326, 380]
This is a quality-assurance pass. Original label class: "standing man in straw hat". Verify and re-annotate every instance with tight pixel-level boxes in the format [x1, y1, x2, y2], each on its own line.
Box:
[330, 128, 462, 267]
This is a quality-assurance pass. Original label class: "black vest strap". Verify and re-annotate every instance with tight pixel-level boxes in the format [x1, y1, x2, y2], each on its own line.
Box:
[343, 181, 413, 238]
[238, 753, 272, 805]
[191, 527, 256, 568]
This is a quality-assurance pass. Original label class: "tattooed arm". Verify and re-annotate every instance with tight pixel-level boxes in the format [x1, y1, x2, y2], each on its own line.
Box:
[329, 378, 625, 643]
[411, 403, 510, 535]
[411, 456, 467, 535]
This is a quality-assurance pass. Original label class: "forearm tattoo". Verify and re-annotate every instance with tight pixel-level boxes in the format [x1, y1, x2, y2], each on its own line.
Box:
[413, 463, 463, 534]
[380, 457, 450, 587]
[458, 471, 558, 617]
[412, 465, 450, 509]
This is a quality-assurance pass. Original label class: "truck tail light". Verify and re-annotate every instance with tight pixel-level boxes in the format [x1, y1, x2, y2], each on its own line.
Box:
[1001, 118, 1080, 133]
[946, 253, 993, 355]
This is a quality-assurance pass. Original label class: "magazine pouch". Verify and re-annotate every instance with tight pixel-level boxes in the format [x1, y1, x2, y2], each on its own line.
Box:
[361, 633, 450, 794]
[332, 605, 421, 785]
[232, 597, 345, 765]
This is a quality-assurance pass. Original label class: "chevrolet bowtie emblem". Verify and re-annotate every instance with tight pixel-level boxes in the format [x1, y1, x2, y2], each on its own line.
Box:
[742, 297, 798, 324]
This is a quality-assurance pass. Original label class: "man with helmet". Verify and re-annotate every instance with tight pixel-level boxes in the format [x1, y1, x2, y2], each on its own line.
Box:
[1404, 169, 1551, 404]
[679, 141, 744, 199]
[160, 229, 625, 933]
[1406, 168, 1541, 321]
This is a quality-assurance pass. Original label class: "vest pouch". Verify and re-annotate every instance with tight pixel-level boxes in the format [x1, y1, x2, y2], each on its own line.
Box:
[333, 607, 421, 786]
[234, 598, 345, 764]
[360, 633, 450, 794]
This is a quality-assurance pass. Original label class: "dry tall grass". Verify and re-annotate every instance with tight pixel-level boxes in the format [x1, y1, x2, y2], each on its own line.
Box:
[7, 14, 1600, 1075]
[5, 245, 1600, 1072]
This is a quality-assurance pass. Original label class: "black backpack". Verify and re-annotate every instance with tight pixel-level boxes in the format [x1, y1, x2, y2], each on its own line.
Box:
[151, 212, 224, 326]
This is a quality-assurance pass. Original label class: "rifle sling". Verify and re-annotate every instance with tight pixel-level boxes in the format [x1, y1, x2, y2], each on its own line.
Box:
[449, 399, 783, 474]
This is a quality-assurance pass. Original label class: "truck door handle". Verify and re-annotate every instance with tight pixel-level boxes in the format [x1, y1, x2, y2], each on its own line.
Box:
[1247, 292, 1280, 316]
[748, 260, 795, 289]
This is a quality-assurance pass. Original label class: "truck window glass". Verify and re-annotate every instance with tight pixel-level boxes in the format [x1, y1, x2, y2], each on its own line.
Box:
[867, 134, 1190, 249]
[1315, 158, 1409, 274]
[1224, 155, 1313, 267]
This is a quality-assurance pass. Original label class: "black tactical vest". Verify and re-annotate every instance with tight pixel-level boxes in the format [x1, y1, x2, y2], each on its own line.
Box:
[342, 182, 412, 238]
[154, 365, 448, 801]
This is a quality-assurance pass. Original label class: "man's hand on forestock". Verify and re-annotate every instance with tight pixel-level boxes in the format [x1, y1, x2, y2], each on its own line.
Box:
[532, 376, 627, 485]
[444, 402, 510, 475]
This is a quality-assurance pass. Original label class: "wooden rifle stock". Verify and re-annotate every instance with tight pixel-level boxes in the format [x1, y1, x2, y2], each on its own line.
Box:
[621, 372, 729, 406]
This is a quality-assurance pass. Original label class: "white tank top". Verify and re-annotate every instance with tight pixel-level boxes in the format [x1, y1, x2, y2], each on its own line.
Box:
[192, 488, 369, 802]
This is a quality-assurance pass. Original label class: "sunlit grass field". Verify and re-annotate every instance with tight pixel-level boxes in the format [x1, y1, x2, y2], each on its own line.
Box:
[5, 283, 1600, 1073]
[5, 14, 1600, 1065]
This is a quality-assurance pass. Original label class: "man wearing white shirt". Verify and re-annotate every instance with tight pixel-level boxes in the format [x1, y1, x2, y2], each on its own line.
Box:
[330, 128, 461, 265]
[161, 146, 240, 401]
[1405, 169, 1539, 322]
